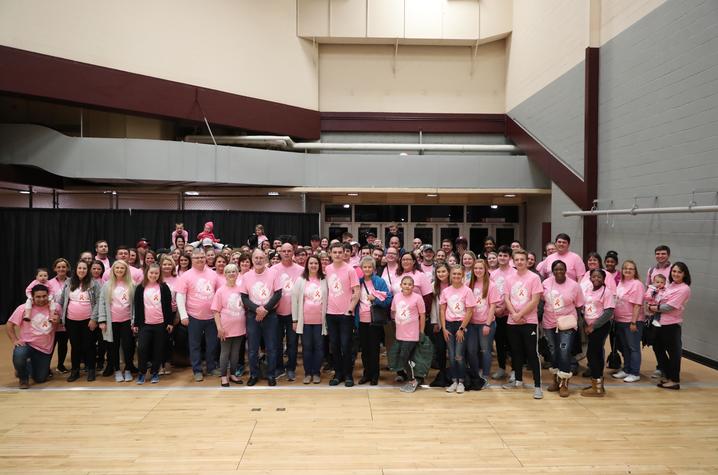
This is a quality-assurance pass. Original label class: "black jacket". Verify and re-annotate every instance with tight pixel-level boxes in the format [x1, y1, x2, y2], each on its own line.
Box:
[133, 283, 173, 327]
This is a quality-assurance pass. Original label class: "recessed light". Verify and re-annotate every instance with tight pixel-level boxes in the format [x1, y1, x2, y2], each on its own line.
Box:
[490, 204, 499, 209]
[426, 193, 438, 197]
[267, 192, 280, 196]
[399, 152, 408, 156]
[347, 193, 359, 196]
[342, 204, 351, 209]
[19, 190, 30, 195]
[504, 194, 516, 198]
[184, 191, 200, 196]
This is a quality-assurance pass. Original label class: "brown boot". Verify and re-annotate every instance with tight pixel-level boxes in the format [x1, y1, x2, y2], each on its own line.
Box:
[547, 371, 559, 392]
[581, 378, 605, 397]
[558, 371, 571, 398]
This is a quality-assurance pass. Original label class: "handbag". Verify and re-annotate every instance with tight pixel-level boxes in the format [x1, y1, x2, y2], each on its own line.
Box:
[361, 280, 389, 326]
[557, 315, 578, 331]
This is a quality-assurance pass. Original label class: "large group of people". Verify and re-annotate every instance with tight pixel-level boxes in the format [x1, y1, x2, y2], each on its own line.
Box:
[8, 221, 693, 397]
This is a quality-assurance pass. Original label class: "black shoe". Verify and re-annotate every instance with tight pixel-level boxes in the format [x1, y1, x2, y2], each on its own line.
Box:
[358, 377, 370, 385]
[345, 379, 354, 387]
[57, 365, 69, 374]
[87, 369, 96, 382]
[67, 370, 80, 382]
[329, 378, 340, 386]
[268, 377, 277, 387]
[247, 376, 258, 386]
[101, 367, 114, 377]
[370, 378, 378, 386]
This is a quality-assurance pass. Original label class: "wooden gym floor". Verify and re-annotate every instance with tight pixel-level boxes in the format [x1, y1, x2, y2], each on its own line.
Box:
[1, 335, 717, 475]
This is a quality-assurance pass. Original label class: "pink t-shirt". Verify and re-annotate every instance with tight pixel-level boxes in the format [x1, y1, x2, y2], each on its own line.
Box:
[211, 284, 246, 337]
[471, 280, 501, 324]
[25, 279, 54, 299]
[239, 268, 281, 307]
[143, 283, 164, 325]
[9, 303, 58, 354]
[110, 282, 132, 323]
[102, 265, 143, 284]
[66, 287, 92, 321]
[176, 266, 218, 320]
[326, 263, 360, 315]
[490, 266, 517, 316]
[658, 282, 691, 325]
[539, 251, 586, 281]
[505, 271, 543, 325]
[47, 277, 67, 331]
[359, 278, 375, 323]
[349, 255, 361, 268]
[420, 262, 434, 283]
[580, 270, 617, 295]
[440, 285, 477, 323]
[643, 285, 665, 306]
[646, 264, 671, 287]
[95, 256, 111, 272]
[163, 275, 178, 312]
[303, 277, 324, 325]
[271, 262, 305, 316]
[614, 279, 645, 323]
[381, 264, 399, 289]
[541, 276, 585, 329]
[582, 285, 615, 325]
[392, 291, 425, 342]
[215, 273, 226, 289]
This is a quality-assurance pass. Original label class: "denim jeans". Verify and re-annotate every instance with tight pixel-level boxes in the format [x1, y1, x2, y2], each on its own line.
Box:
[615, 321, 643, 376]
[188, 316, 218, 374]
[13, 344, 52, 383]
[445, 320, 466, 381]
[327, 314, 355, 381]
[276, 314, 298, 375]
[301, 324, 323, 376]
[467, 321, 496, 379]
[548, 328, 576, 374]
[247, 313, 278, 379]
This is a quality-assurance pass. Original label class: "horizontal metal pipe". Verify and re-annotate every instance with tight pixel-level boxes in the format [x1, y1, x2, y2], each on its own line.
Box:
[563, 205, 718, 217]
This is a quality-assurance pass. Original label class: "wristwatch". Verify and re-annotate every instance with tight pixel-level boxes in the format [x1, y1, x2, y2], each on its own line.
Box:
[458, 327, 466, 332]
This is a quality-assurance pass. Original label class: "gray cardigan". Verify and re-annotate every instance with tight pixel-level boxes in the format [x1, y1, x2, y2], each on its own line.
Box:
[97, 281, 135, 342]
[58, 280, 101, 325]
[291, 276, 328, 335]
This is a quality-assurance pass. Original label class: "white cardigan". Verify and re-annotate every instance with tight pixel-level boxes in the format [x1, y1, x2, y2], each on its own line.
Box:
[291, 276, 328, 335]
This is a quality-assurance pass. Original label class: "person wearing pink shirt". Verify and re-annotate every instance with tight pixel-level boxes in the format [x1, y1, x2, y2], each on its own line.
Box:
[94, 240, 111, 272]
[292, 256, 329, 384]
[439, 265, 477, 394]
[461, 251, 476, 285]
[650, 262, 692, 390]
[537, 234, 586, 281]
[23, 268, 52, 320]
[391, 276, 426, 393]
[102, 246, 144, 284]
[428, 263, 451, 387]
[468, 259, 500, 386]
[6, 285, 60, 389]
[159, 254, 179, 376]
[271, 243, 305, 381]
[542, 260, 584, 397]
[98, 260, 136, 383]
[581, 269, 615, 397]
[132, 264, 173, 384]
[490, 245, 517, 380]
[644, 273, 667, 327]
[211, 264, 246, 387]
[240, 249, 283, 387]
[612, 260, 645, 383]
[171, 222, 189, 249]
[176, 248, 220, 382]
[325, 242, 361, 387]
[580, 252, 617, 295]
[502, 250, 544, 399]
[48, 258, 70, 373]
[646, 245, 672, 286]
[419, 245, 435, 283]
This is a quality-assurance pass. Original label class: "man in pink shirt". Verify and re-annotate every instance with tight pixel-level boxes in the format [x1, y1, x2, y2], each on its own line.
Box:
[102, 246, 143, 284]
[646, 245, 672, 284]
[326, 242, 360, 386]
[6, 285, 60, 388]
[272, 243, 304, 381]
[177, 248, 219, 381]
[537, 233, 586, 281]
[490, 245, 517, 379]
[94, 240, 111, 271]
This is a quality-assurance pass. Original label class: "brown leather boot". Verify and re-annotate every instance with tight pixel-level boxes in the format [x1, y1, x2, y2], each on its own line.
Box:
[559, 377, 570, 397]
[581, 378, 605, 397]
[547, 372, 560, 392]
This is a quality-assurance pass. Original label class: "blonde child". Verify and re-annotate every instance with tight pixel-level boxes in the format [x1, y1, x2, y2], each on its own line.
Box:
[391, 275, 426, 393]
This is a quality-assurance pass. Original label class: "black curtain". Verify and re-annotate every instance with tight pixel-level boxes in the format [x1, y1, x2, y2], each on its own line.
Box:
[2, 208, 319, 323]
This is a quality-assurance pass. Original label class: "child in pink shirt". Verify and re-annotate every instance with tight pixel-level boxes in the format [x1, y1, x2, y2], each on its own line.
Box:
[644, 273, 667, 328]
[391, 276, 426, 393]
[23, 268, 52, 322]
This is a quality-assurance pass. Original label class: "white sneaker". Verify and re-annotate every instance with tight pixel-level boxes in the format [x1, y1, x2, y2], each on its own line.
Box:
[446, 381, 458, 393]
[502, 380, 523, 390]
[533, 387, 544, 399]
[651, 369, 664, 379]
[114, 371, 124, 383]
[623, 374, 640, 383]
[652, 319, 662, 327]
[612, 370, 628, 379]
[508, 371, 516, 383]
[456, 382, 465, 394]
[491, 368, 506, 379]
[123, 370, 133, 382]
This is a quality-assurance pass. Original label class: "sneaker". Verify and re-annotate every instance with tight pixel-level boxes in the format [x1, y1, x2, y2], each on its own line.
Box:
[400, 380, 419, 393]
[150, 373, 160, 384]
[136, 374, 146, 385]
[456, 382, 465, 394]
[491, 368, 506, 379]
[329, 378, 340, 386]
[612, 370, 628, 379]
[652, 319, 662, 328]
[623, 374, 640, 383]
[275, 370, 287, 380]
[534, 387, 544, 399]
[508, 371, 516, 383]
[502, 380, 523, 390]
[287, 370, 296, 382]
[235, 365, 245, 377]
[193, 372, 204, 382]
[123, 370, 133, 382]
[312, 375, 321, 384]
[159, 365, 172, 376]
[345, 379, 354, 388]
[446, 381, 458, 393]
[303, 375, 311, 384]
[651, 369, 664, 379]
[210, 369, 222, 377]
[114, 371, 124, 383]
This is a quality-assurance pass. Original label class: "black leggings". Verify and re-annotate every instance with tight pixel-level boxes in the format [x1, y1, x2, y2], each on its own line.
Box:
[54, 330, 68, 368]
[111, 320, 136, 372]
[138, 324, 166, 375]
[586, 323, 611, 379]
[654, 324, 682, 382]
[426, 321, 446, 373]
[66, 318, 96, 371]
[495, 316, 509, 370]
[359, 322, 382, 380]
[506, 323, 541, 387]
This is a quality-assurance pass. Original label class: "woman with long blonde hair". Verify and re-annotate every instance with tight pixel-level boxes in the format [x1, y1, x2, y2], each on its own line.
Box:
[98, 260, 136, 382]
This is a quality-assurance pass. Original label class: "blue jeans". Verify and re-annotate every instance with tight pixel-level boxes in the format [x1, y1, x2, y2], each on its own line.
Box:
[301, 324, 323, 376]
[247, 312, 278, 379]
[445, 320, 465, 381]
[13, 344, 52, 383]
[548, 328, 576, 374]
[615, 322, 643, 376]
[326, 314, 354, 381]
[276, 314, 298, 375]
[467, 321, 496, 379]
[188, 316, 219, 374]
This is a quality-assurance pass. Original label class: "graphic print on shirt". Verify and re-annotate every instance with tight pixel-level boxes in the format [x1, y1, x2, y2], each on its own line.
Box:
[328, 274, 344, 297]
[511, 281, 529, 306]
[584, 295, 596, 319]
[113, 286, 129, 303]
[194, 278, 215, 301]
[473, 288, 487, 313]
[70, 288, 90, 302]
[305, 282, 322, 303]
[448, 294, 465, 317]
[549, 289, 565, 313]
[279, 273, 294, 295]
[227, 292, 243, 316]
[250, 281, 271, 305]
[396, 301, 411, 324]
[494, 276, 506, 296]
[30, 310, 53, 335]
[146, 287, 162, 308]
